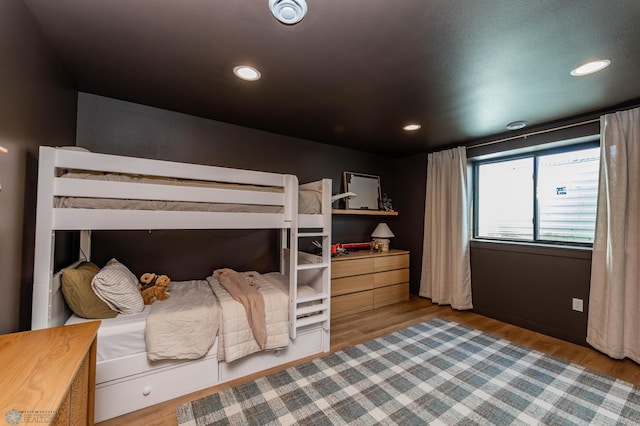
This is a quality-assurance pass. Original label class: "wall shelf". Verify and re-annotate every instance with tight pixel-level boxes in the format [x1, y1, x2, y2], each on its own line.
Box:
[332, 209, 398, 216]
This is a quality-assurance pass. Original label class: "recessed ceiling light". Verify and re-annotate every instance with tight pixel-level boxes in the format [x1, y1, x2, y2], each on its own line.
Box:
[233, 66, 261, 81]
[269, 0, 307, 25]
[0, 146, 7, 153]
[403, 124, 421, 131]
[506, 121, 528, 130]
[570, 59, 611, 76]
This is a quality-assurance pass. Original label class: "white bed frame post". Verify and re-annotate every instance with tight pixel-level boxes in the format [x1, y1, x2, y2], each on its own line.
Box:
[284, 175, 299, 339]
[320, 178, 332, 352]
[33, 147, 89, 330]
[32, 147, 56, 330]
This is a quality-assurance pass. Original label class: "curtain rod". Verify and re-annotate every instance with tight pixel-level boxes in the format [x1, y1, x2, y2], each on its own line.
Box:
[466, 117, 600, 150]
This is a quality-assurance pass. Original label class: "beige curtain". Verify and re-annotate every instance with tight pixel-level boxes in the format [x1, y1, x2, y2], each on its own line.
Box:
[587, 107, 640, 363]
[419, 146, 472, 309]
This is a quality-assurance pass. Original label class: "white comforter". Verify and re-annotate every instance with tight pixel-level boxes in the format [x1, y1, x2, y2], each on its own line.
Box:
[208, 272, 290, 362]
[145, 280, 219, 361]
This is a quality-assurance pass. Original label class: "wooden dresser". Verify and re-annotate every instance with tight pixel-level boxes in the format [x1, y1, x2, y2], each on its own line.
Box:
[0, 321, 100, 425]
[331, 249, 410, 319]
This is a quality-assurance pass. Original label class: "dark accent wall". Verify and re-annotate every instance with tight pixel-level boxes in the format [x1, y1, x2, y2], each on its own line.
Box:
[470, 241, 591, 345]
[391, 153, 427, 293]
[394, 121, 601, 346]
[75, 93, 397, 279]
[0, 0, 77, 333]
[90, 230, 280, 282]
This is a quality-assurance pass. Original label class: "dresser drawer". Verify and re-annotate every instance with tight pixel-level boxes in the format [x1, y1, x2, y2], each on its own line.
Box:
[330, 250, 409, 318]
[332, 274, 373, 296]
[373, 283, 410, 308]
[332, 291, 373, 319]
[374, 254, 409, 272]
[332, 258, 373, 279]
[373, 268, 409, 289]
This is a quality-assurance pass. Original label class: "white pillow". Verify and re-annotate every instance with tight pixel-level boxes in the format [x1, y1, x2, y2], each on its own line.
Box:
[91, 258, 144, 314]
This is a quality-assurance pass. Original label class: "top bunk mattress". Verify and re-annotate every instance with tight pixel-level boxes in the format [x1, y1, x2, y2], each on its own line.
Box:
[55, 171, 323, 214]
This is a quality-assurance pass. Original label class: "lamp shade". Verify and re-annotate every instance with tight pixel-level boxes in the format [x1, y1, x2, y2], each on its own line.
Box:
[371, 223, 394, 239]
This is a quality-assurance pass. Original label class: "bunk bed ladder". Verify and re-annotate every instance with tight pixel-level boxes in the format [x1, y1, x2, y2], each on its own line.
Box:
[288, 179, 332, 352]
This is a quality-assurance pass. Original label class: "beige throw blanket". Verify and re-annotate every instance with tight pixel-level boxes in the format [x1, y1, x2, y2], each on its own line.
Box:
[213, 268, 266, 349]
[208, 272, 289, 362]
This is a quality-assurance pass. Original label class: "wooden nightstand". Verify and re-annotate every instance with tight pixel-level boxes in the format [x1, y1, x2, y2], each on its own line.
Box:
[331, 249, 410, 319]
[0, 321, 100, 425]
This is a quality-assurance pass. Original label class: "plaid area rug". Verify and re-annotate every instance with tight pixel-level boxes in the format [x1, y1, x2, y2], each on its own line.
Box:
[176, 318, 640, 425]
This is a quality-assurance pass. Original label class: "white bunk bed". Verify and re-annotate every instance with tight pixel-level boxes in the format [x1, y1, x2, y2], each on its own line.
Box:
[31, 146, 332, 422]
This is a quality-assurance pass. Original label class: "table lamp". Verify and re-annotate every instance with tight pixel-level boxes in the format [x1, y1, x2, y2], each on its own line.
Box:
[371, 223, 394, 252]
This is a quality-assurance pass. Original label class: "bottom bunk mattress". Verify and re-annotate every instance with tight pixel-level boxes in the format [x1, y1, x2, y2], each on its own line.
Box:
[66, 279, 219, 362]
[66, 305, 151, 362]
[65, 272, 302, 363]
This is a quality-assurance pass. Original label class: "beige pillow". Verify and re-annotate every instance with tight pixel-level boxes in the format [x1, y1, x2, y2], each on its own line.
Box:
[61, 262, 117, 319]
[92, 258, 144, 314]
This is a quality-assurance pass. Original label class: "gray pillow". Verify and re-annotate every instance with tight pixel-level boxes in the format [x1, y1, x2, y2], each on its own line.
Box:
[91, 258, 144, 314]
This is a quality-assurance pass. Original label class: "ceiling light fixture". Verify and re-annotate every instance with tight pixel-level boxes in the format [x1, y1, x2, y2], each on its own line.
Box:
[506, 121, 528, 131]
[403, 124, 421, 131]
[269, 0, 307, 25]
[570, 59, 611, 76]
[233, 65, 261, 81]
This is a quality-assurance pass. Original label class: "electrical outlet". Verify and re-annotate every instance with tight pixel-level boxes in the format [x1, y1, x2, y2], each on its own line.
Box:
[572, 298, 584, 312]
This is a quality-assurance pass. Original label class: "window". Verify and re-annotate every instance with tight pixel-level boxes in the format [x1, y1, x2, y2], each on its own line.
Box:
[473, 143, 600, 245]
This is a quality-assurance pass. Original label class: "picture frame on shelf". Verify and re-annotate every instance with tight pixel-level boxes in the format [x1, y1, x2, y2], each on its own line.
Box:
[343, 171, 381, 210]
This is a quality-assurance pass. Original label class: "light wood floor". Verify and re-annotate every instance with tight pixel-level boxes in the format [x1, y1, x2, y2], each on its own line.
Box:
[97, 296, 640, 426]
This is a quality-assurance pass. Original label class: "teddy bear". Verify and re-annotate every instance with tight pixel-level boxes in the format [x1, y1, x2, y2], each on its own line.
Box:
[137, 272, 171, 305]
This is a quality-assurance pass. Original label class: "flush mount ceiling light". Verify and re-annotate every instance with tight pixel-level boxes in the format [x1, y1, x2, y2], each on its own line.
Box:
[506, 121, 528, 130]
[269, 0, 307, 25]
[233, 65, 261, 81]
[570, 59, 611, 76]
[403, 124, 422, 131]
